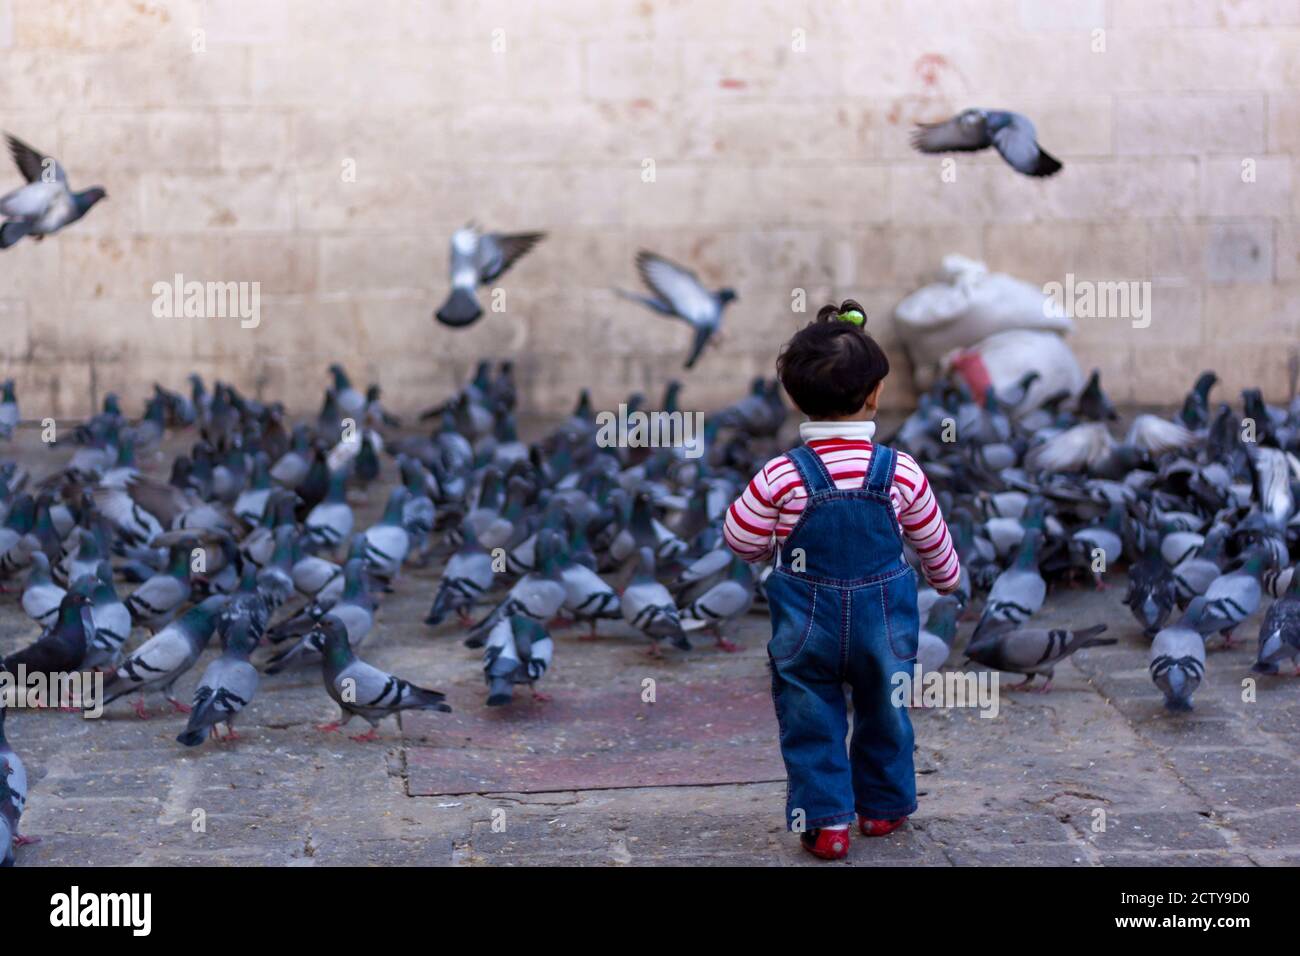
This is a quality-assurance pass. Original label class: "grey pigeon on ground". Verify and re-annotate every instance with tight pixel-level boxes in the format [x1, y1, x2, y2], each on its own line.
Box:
[465, 529, 566, 648]
[435, 226, 545, 327]
[359, 487, 411, 584]
[1150, 611, 1207, 711]
[1172, 526, 1228, 606]
[82, 562, 132, 670]
[557, 541, 621, 637]
[679, 552, 754, 651]
[304, 469, 353, 552]
[124, 545, 192, 630]
[425, 522, 495, 626]
[615, 251, 736, 369]
[973, 528, 1046, 641]
[317, 617, 450, 741]
[177, 613, 261, 746]
[966, 623, 1114, 691]
[20, 552, 64, 628]
[910, 109, 1063, 177]
[1254, 563, 1300, 675]
[0, 133, 107, 248]
[483, 615, 555, 706]
[1189, 550, 1266, 645]
[102, 595, 227, 717]
[0, 703, 29, 865]
[622, 547, 691, 655]
[1125, 533, 1178, 638]
[2, 590, 92, 680]
[917, 594, 960, 674]
[264, 554, 374, 673]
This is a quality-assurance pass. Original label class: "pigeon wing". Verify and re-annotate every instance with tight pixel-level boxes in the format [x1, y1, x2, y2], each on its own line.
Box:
[991, 115, 1062, 177]
[0, 180, 62, 219]
[683, 322, 714, 369]
[335, 658, 402, 710]
[5, 134, 66, 185]
[478, 231, 545, 283]
[124, 474, 193, 528]
[636, 251, 718, 325]
[1126, 414, 1196, 456]
[909, 113, 989, 154]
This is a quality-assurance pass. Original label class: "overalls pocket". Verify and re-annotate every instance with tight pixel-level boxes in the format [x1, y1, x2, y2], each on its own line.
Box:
[882, 567, 921, 663]
[766, 571, 817, 664]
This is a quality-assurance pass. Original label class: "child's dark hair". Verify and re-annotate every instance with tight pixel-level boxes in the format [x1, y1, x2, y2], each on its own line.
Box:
[776, 299, 890, 418]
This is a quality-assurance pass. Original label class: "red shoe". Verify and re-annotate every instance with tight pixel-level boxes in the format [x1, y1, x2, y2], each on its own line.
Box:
[800, 827, 850, 860]
[858, 815, 908, 837]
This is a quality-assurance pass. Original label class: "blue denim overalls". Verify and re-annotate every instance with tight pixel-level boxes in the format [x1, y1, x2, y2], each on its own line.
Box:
[765, 442, 920, 830]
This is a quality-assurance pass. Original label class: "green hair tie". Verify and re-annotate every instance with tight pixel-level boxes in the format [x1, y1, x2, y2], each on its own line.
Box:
[836, 309, 865, 327]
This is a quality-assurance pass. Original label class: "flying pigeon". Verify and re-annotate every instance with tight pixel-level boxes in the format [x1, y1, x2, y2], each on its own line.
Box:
[910, 109, 1063, 177]
[615, 251, 736, 369]
[0, 133, 107, 248]
[0, 380, 16, 440]
[434, 226, 545, 327]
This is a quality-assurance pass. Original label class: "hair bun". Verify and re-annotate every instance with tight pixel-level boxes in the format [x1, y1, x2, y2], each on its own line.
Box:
[815, 299, 869, 327]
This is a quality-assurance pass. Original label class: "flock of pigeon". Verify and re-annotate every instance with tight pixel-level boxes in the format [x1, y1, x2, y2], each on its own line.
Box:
[3, 356, 1299, 864]
[895, 366, 1300, 706]
[2, 104, 1291, 871]
[2, 108, 1056, 370]
[0, 361, 796, 863]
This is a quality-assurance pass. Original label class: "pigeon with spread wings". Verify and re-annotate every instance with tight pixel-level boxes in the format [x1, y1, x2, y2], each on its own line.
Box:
[616, 251, 737, 369]
[434, 226, 545, 328]
[910, 109, 1063, 178]
[0, 133, 107, 249]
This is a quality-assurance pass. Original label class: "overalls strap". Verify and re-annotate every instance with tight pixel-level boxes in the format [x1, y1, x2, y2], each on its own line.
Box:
[786, 444, 836, 495]
[862, 442, 897, 495]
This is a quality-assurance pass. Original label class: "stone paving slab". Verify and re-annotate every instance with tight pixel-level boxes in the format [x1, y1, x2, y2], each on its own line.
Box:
[2, 428, 1299, 865]
[405, 677, 785, 795]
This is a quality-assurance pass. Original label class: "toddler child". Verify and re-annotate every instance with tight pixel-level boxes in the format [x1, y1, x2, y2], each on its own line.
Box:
[723, 300, 960, 860]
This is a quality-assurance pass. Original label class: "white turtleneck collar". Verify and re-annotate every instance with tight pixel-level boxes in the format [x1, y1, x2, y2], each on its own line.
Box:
[797, 419, 877, 443]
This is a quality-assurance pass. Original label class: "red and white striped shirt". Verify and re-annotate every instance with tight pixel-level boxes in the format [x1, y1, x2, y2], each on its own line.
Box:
[723, 421, 961, 592]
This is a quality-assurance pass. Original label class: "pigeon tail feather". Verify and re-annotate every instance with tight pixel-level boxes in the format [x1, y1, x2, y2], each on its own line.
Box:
[436, 288, 483, 327]
[0, 221, 30, 249]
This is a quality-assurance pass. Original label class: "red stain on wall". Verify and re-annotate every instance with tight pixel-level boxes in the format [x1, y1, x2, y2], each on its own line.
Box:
[914, 53, 951, 88]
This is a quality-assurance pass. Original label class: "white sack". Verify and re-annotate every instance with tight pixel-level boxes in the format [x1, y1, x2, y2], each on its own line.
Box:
[894, 254, 1072, 387]
[945, 329, 1085, 413]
